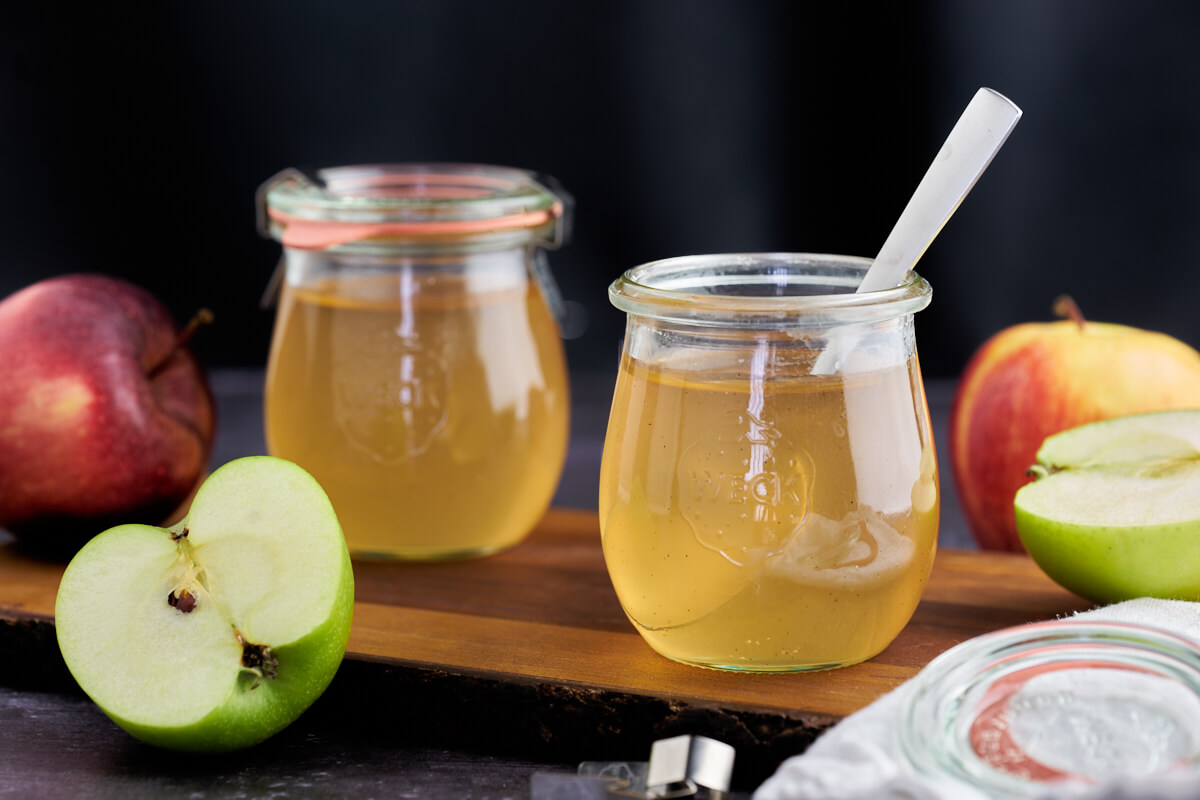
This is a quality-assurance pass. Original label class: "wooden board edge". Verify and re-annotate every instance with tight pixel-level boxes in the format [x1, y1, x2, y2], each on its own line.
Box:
[0, 611, 836, 789]
[309, 656, 839, 789]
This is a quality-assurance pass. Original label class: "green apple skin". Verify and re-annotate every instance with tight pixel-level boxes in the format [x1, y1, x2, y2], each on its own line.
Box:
[55, 456, 354, 752]
[1015, 506, 1200, 604]
[1014, 410, 1200, 604]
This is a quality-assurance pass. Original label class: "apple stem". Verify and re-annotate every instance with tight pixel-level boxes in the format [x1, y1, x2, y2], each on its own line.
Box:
[147, 308, 214, 378]
[1053, 295, 1087, 331]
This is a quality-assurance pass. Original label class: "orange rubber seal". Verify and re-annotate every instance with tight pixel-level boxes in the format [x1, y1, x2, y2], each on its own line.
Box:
[268, 202, 563, 250]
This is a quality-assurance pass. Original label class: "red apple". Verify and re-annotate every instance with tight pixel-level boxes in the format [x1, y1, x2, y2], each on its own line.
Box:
[949, 297, 1200, 551]
[0, 274, 216, 557]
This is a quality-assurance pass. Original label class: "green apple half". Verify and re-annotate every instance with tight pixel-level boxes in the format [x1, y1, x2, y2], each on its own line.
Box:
[1014, 410, 1200, 604]
[55, 456, 354, 751]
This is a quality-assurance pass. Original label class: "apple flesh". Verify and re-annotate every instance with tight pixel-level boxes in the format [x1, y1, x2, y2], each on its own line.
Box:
[0, 274, 215, 557]
[950, 298, 1200, 551]
[55, 456, 354, 751]
[1015, 410, 1200, 604]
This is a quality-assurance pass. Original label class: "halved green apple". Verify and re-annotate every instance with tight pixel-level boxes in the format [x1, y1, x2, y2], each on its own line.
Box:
[55, 456, 355, 751]
[1014, 410, 1200, 604]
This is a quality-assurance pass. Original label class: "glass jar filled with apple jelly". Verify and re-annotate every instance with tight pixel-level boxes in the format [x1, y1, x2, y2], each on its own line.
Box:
[600, 253, 938, 671]
[259, 164, 571, 560]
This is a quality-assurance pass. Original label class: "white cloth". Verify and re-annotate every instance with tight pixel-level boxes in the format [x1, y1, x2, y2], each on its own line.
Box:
[754, 598, 1200, 800]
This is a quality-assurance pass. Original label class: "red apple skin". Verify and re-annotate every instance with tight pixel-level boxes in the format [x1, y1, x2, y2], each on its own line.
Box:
[0, 275, 216, 556]
[949, 319, 1200, 551]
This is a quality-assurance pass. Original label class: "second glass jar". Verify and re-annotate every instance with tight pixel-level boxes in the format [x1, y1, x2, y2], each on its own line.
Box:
[261, 164, 570, 559]
[600, 253, 939, 671]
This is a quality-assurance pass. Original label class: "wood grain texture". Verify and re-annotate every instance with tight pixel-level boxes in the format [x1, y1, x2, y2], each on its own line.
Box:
[0, 507, 1094, 782]
[0, 508, 1093, 710]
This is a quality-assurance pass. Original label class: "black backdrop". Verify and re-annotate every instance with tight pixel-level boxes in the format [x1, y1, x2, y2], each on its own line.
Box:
[5, 1, 1200, 379]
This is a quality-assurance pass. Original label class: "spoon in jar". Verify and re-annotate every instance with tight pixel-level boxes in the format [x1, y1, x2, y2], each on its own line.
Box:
[813, 87, 1022, 372]
[858, 87, 1022, 293]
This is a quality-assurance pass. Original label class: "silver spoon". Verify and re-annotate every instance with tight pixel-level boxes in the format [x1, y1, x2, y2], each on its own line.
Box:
[857, 87, 1023, 294]
[813, 87, 1022, 374]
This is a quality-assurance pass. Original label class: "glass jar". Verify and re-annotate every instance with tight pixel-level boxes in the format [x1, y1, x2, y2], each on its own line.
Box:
[599, 253, 938, 672]
[259, 164, 571, 560]
[901, 620, 1200, 795]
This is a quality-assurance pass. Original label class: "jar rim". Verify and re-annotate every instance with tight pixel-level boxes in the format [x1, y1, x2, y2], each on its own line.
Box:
[258, 163, 568, 251]
[608, 253, 931, 328]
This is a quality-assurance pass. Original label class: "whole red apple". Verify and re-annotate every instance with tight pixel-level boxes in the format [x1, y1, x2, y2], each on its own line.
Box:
[949, 297, 1200, 551]
[0, 274, 216, 557]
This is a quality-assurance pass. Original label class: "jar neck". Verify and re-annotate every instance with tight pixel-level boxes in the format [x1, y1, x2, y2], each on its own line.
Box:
[283, 243, 535, 288]
[622, 312, 918, 377]
[278, 242, 567, 329]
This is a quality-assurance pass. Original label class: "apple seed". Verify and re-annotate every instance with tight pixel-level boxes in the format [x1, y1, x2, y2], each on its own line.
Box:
[167, 588, 198, 613]
[235, 630, 278, 685]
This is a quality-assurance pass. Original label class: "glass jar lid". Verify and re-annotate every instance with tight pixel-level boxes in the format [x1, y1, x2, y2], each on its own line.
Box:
[900, 620, 1200, 796]
[258, 163, 569, 251]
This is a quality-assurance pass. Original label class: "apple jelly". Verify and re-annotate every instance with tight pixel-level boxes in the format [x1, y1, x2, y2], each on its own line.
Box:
[599, 254, 938, 672]
[260, 164, 570, 560]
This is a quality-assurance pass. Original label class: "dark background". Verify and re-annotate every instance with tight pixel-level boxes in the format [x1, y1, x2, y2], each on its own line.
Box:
[4, 1, 1200, 380]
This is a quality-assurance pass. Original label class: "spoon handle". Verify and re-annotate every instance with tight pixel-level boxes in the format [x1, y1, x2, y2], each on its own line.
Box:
[856, 88, 1022, 294]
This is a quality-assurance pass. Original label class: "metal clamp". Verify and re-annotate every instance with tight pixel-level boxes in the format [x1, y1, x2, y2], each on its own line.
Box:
[531, 171, 573, 251]
[531, 735, 736, 800]
[254, 167, 319, 241]
[646, 735, 735, 798]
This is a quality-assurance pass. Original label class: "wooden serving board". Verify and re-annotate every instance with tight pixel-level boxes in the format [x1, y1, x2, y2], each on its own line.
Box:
[0, 508, 1093, 780]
